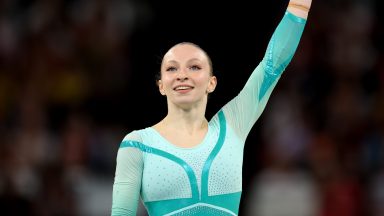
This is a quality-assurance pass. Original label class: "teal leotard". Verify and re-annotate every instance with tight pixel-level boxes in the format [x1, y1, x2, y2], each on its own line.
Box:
[112, 11, 307, 216]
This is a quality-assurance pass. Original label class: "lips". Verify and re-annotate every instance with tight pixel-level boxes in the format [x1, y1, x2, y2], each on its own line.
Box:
[173, 85, 194, 91]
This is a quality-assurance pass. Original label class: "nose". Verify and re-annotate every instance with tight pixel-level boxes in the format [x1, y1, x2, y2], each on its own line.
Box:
[176, 69, 188, 81]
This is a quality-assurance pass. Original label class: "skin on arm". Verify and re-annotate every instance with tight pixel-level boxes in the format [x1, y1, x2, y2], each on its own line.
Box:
[287, 0, 312, 19]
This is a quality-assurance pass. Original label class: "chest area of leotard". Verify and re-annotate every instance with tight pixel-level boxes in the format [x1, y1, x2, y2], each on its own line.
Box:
[140, 126, 245, 202]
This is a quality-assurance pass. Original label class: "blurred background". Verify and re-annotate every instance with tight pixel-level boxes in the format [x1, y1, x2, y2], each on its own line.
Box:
[0, 0, 383, 215]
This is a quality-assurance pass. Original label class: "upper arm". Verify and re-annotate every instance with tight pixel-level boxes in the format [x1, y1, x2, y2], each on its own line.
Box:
[222, 11, 307, 141]
[111, 131, 144, 216]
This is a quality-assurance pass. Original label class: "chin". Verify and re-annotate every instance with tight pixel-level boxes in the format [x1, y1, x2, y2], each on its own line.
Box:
[173, 98, 206, 109]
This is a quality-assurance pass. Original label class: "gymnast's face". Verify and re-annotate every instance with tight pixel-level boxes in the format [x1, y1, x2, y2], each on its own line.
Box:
[158, 43, 217, 108]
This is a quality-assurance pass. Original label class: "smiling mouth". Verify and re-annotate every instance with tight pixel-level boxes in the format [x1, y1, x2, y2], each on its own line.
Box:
[174, 86, 194, 91]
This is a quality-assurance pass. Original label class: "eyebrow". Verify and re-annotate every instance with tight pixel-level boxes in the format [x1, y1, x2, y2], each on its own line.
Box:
[165, 58, 202, 64]
[164, 60, 178, 65]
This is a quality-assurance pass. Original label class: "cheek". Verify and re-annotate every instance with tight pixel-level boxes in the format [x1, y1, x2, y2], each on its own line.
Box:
[161, 76, 174, 90]
[196, 74, 212, 86]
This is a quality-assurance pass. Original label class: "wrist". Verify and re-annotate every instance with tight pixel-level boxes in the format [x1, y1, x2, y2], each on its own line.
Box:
[287, 0, 312, 19]
[288, 0, 312, 11]
[289, 2, 310, 12]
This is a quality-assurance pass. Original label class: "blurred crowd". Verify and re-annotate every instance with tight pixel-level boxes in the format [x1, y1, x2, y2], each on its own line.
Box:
[0, 0, 383, 216]
[0, 0, 149, 215]
[244, 1, 384, 216]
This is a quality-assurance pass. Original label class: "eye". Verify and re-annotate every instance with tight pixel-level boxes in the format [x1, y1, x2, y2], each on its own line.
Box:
[166, 66, 177, 72]
[190, 65, 201, 71]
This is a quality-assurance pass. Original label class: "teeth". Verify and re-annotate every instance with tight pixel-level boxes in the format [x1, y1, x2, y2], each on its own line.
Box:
[175, 86, 192, 90]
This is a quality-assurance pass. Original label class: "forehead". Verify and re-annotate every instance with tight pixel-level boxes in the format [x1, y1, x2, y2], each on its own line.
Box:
[162, 44, 208, 64]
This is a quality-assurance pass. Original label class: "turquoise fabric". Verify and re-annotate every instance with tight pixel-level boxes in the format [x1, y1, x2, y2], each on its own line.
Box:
[112, 10, 307, 216]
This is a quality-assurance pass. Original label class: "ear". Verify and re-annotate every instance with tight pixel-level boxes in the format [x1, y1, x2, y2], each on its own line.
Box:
[158, 80, 166, 95]
[207, 76, 217, 93]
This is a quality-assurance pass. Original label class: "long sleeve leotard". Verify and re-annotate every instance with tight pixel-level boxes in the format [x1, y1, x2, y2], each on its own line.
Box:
[112, 11, 307, 216]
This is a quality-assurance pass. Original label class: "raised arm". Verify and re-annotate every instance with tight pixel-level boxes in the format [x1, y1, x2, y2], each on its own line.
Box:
[221, 0, 312, 141]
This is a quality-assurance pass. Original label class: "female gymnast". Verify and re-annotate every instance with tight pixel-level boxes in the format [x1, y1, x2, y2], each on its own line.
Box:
[112, 0, 312, 215]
